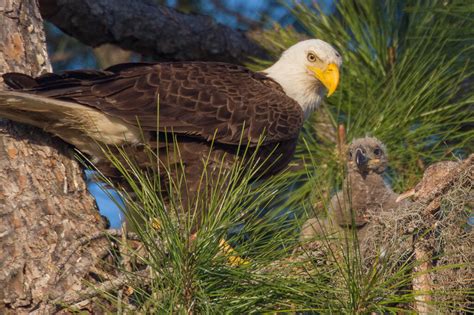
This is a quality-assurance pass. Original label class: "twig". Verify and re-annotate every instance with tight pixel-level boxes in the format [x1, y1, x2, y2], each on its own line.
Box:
[120, 224, 133, 273]
[413, 243, 433, 314]
[56, 229, 141, 280]
[55, 268, 150, 306]
[337, 124, 346, 166]
[117, 288, 124, 315]
[119, 223, 132, 310]
[89, 266, 114, 281]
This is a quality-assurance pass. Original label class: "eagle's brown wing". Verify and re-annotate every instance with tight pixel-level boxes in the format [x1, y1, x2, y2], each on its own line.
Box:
[4, 62, 303, 146]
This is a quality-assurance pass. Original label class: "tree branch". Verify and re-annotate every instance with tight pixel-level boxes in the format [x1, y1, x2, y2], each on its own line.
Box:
[39, 0, 268, 64]
[55, 268, 150, 306]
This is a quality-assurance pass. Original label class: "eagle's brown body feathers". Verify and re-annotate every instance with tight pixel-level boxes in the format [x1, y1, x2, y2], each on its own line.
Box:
[1, 62, 304, 215]
[5, 62, 303, 143]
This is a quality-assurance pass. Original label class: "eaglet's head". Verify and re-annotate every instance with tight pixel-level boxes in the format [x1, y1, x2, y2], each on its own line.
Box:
[347, 137, 388, 175]
[264, 39, 342, 117]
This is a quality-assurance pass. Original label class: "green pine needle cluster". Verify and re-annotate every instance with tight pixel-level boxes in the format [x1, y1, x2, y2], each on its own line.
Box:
[254, 0, 472, 206]
[87, 0, 472, 313]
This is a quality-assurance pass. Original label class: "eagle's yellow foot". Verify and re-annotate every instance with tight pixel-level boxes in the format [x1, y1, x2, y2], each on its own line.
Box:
[151, 218, 162, 230]
[150, 224, 248, 266]
[219, 239, 249, 266]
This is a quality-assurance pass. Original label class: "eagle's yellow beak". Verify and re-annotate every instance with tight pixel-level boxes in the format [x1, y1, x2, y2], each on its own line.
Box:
[308, 63, 340, 96]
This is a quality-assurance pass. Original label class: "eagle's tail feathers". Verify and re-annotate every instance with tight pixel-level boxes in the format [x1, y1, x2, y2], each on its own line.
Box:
[0, 91, 143, 158]
[2, 73, 38, 89]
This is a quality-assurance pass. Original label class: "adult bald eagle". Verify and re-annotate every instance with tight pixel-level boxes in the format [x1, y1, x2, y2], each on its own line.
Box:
[0, 39, 341, 215]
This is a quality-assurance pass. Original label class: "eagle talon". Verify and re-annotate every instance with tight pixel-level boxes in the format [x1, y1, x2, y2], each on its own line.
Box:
[218, 239, 249, 266]
[151, 218, 162, 230]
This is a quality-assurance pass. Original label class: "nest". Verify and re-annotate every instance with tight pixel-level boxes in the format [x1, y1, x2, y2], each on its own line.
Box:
[361, 155, 473, 312]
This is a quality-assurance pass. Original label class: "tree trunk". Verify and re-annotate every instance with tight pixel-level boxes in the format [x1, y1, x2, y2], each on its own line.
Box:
[0, 1, 106, 313]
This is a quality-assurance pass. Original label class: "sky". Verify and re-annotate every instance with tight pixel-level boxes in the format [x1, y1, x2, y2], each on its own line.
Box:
[85, 170, 125, 228]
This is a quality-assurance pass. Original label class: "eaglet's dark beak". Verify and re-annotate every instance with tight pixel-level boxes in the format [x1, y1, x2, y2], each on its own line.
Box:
[355, 149, 367, 168]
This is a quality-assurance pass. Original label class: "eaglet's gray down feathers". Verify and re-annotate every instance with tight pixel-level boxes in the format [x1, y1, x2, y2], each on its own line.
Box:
[300, 137, 411, 244]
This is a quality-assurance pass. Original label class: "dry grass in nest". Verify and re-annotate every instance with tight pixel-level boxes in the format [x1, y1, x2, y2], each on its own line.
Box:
[361, 158, 472, 311]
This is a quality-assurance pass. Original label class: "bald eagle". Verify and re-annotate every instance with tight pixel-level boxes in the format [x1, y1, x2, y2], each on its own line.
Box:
[0, 39, 341, 216]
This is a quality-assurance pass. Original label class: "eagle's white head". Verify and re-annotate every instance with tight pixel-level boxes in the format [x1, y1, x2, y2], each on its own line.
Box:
[264, 39, 342, 117]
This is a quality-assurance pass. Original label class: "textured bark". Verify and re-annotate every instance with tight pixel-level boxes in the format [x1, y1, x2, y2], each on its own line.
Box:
[413, 245, 433, 315]
[38, 0, 268, 64]
[0, 0, 106, 313]
[408, 155, 473, 314]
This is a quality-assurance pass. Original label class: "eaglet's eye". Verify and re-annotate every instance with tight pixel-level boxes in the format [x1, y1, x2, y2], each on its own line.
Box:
[307, 52, 318, 62]
[374, 148, 382, 156]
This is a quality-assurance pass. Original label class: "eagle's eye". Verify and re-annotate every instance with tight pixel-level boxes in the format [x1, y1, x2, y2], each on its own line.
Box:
[374, 148, 382, 156]
[307, 52, 318, 62]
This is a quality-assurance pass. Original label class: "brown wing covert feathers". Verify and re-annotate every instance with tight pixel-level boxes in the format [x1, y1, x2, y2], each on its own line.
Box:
[3, 62, 304, 146]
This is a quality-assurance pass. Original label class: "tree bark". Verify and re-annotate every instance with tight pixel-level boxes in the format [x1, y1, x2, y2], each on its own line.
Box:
[38, 0, 268, 64]
[0, 1, 106, 313]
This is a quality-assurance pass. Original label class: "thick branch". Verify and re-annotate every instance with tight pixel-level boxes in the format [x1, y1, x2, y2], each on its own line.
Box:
[39, 0, 268, 64]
